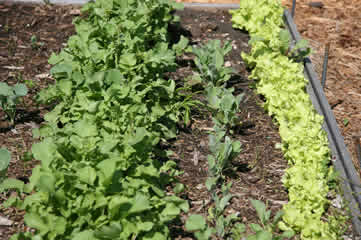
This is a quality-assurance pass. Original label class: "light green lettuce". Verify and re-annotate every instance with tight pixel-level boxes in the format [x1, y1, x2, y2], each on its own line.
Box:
[231, 0, 343, 239]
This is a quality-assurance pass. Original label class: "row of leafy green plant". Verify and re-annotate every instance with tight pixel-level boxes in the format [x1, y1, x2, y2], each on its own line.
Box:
[184, 40, 294, 240]
[0, 0, 196, 239]
[230, 0, 347, 239]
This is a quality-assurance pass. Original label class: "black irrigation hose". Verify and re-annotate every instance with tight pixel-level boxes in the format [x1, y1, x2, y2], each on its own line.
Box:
[291, 0, 296, 17]
[284, 9, 361, 237]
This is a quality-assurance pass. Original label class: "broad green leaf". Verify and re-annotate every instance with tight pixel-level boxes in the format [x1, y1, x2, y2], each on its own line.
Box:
[205, 176, 217, 191]
[171, 1, 184, 10]
[78, 166, 97, 185]
[254, 230, 273, 240]
[24, 213, 49, 234]
[172, 35, 189, 56]
[194, 228, 214, 240]
[106, 69, 123, 84]
[232, 140, 242, 153]
[89, 71, 105, 88]
[0, 148, 11, 171]
[143, 231, 168, 240]
[250, 199, 267, 224]
[94, 222, 122, 240]
[215, 49, 224, 69]
[295, 39, 308, 50]
[162, 203, 180, 217]
[0, 178, 24, 192]
[73, 119, 98, 137]
[119, 53, 137, 67]
[174, 183, 184, 194]
[97, 159, 116, 182]
[279, 30, 290, 44]
[99, 137, 118, 154]
[73, 230, 95, 240]
[13, 83, 28, 97]
[3, 196, 18, 208]
[232, 223, 246, 235]
[48, 52, 61, 65]
[32, 138, 57, 169]
[219, 194, 232, 212]
[137, 221, 154, 232]
[72, 71, 85, 85]
[128, 193, 151, 214]
[128, 127, 147, 145]
[185, 214, 206, 231]
[50, 63, 72, 78]
[281, 230, 295, 238]
[249, 223, 263, 233]
[179, 200, 189, 213]
[0, 82, 12, 96]
[58, 79, 72, 96]
[273, 210, 284, 225]
[220, 93, 235, 111]
[52, 216, 66, 235]
[38, 175, 56, 193]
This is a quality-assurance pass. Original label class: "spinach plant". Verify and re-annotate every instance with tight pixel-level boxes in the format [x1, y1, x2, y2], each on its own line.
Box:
[0, 82, 28, 125]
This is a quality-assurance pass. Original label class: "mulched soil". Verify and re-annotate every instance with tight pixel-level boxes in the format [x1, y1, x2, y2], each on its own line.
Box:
[0, 2, 354, 240]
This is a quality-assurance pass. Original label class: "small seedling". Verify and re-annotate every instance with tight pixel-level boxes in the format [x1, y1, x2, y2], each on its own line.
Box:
[24, 79, 36, 89]
[4, 25, 10, 33]
[0, 82, 28, 125]
[30, 35, 44, 50]
[246, 199, 295, 240]
[206, 125, 241, 184]
[343, 118, 349, 127]
[186, 182, 240, 240]
[192, 40, 234, 87]
[206, 85, 244, 130]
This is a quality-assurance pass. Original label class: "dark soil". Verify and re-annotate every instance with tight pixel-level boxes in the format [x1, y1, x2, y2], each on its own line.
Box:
[0, 3, 300, 240]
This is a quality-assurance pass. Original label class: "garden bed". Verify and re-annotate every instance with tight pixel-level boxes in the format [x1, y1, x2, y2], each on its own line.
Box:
[0, 2, 355, 240]
[0, 3, 288, 239]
